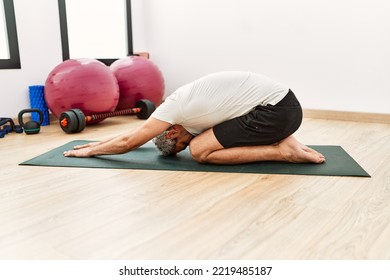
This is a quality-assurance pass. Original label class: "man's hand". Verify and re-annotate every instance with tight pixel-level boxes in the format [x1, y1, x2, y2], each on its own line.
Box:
[63, 141, 101, 157]
[73, 142, 100, 150]
[63, 147, 92, 157]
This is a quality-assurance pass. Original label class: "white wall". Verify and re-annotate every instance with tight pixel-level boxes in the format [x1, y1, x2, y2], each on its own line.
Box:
[0, 0, 148, 118]
[1, 0, 62, 117]
[142, 0, 390, 114]
[0, 0, 389, 118]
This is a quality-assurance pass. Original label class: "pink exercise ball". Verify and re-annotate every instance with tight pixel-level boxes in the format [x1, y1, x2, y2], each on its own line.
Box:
[44, 58, 119, 121]
[110, 56, 165, 110]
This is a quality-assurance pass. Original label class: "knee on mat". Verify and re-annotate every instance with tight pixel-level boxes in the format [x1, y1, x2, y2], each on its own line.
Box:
[189, 142, 209, 163]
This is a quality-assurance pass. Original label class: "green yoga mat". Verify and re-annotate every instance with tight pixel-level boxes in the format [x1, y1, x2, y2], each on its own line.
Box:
[20, 140, 370, 177]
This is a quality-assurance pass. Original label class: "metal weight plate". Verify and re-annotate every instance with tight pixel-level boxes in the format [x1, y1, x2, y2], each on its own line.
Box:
[135, 99, 156, 119]
[59, 111, 79, 133]
[70, 109, 86, 133]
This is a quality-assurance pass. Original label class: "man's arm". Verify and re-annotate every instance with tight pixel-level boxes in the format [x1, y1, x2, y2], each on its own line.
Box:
[63, 117, 171, 157]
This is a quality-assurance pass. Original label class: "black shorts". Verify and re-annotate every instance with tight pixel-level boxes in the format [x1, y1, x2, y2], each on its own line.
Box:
[213, 90, 303, 148]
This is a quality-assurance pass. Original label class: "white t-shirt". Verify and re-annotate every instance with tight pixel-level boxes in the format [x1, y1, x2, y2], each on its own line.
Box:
[151, 71, 289, 135]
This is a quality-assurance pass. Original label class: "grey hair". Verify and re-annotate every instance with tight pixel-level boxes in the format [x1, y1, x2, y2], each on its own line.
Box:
[152, 130, 177, 156]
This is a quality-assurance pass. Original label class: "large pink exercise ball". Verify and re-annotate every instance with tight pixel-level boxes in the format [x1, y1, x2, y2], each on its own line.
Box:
[44, 58, 119, 121]
[110, 56, 165, 110]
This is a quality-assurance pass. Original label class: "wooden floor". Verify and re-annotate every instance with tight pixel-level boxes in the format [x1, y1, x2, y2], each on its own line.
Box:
[1, 116, 389, 260]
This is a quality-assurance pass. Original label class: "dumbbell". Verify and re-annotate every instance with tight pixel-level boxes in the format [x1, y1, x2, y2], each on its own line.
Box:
[0, 118, 23, 138]
[59, 99, 156, 134]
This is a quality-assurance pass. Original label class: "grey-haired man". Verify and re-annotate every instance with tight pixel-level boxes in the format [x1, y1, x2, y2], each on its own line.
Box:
[64, 71, 325, 164]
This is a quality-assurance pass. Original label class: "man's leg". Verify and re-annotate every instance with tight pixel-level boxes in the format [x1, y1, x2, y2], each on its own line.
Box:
[189, 128, 325, 165]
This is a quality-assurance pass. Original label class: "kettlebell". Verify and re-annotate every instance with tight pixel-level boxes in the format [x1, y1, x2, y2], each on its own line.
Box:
[18, 108, 43, 135]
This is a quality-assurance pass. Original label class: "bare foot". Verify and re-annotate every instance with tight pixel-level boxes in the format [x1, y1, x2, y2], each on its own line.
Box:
[278, 135, 326, 164]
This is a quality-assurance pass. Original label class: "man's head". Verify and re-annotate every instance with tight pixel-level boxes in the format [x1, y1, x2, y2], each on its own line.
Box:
[153, 125, 194, 156]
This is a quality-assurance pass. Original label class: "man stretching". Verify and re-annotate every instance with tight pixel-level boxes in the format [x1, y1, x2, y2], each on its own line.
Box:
[63, 71, 325, 165]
